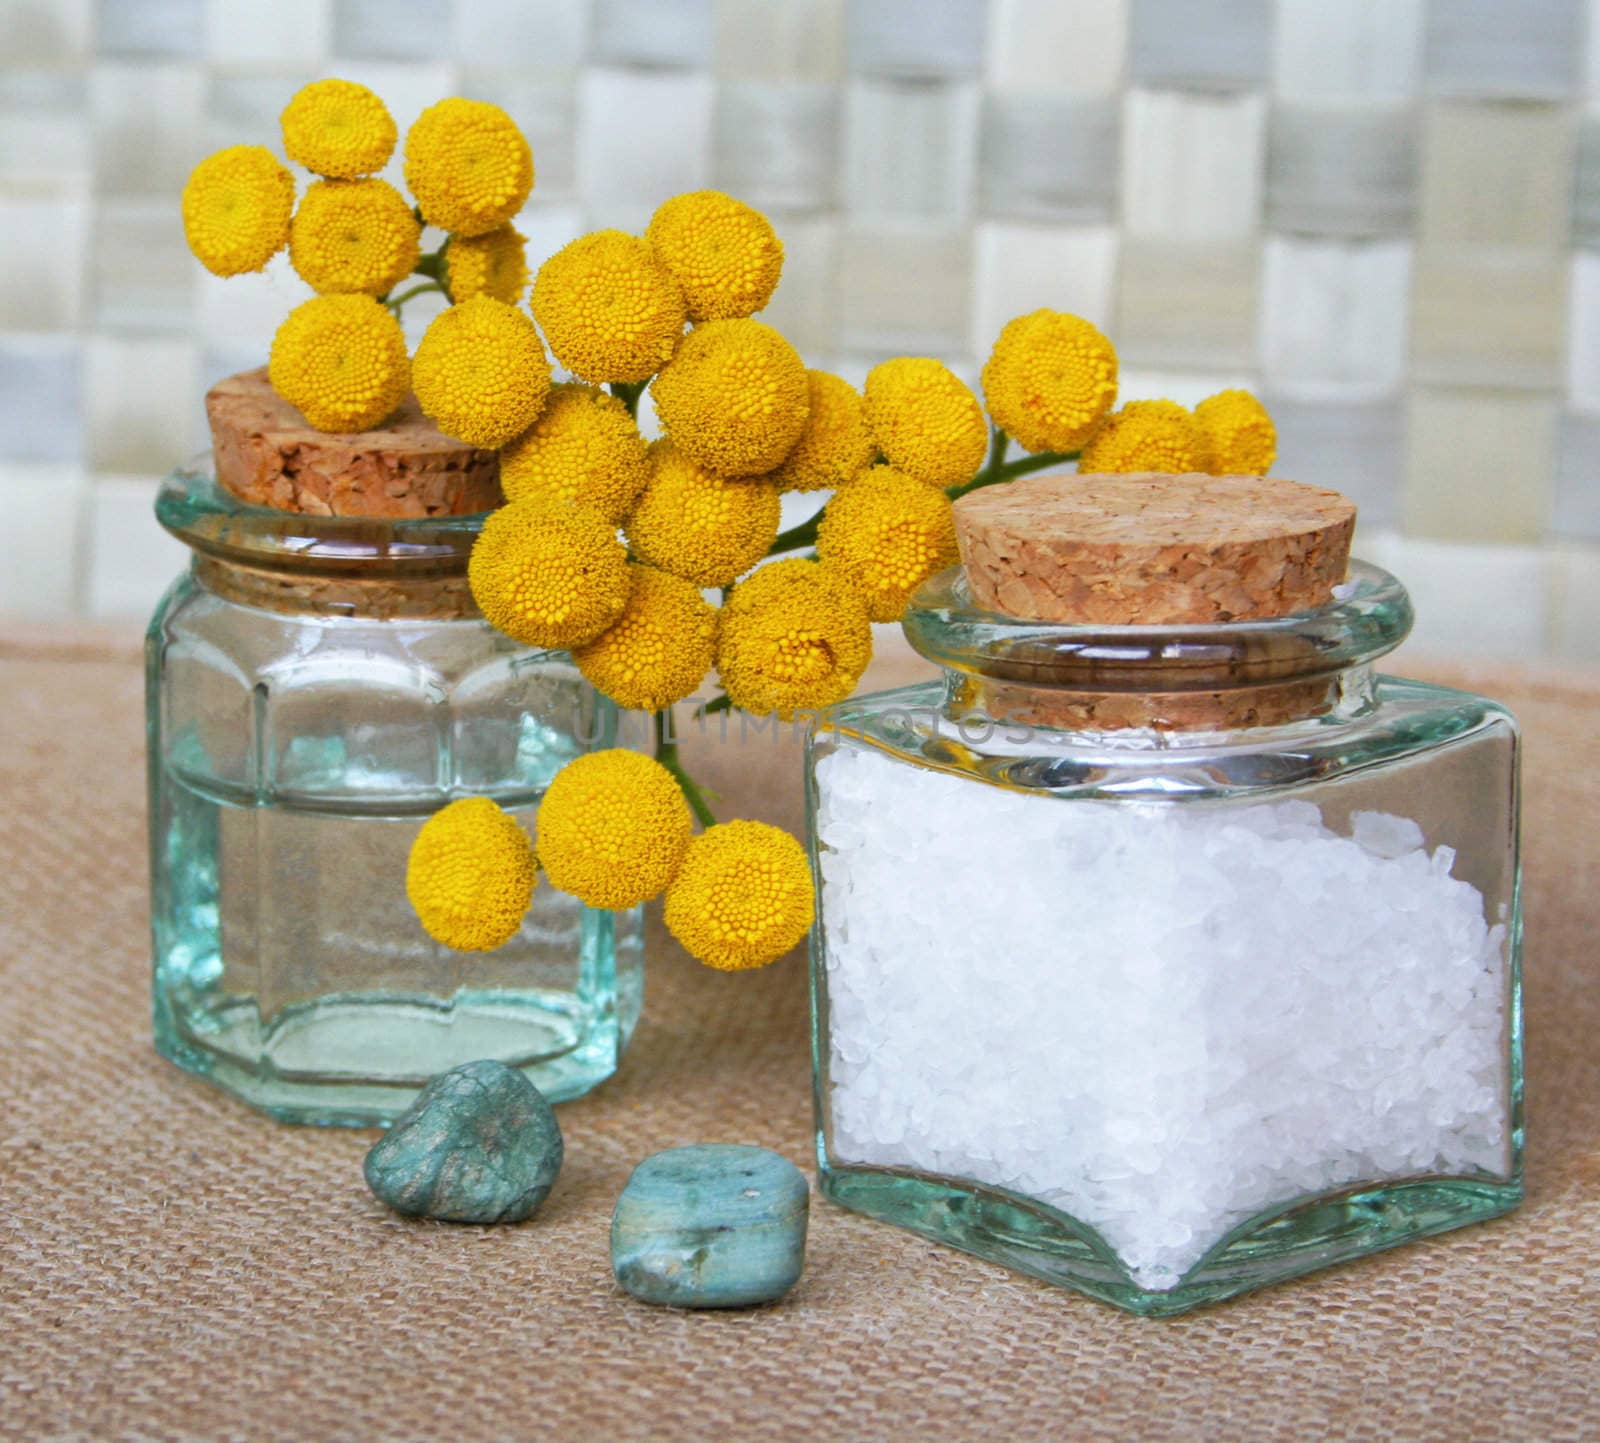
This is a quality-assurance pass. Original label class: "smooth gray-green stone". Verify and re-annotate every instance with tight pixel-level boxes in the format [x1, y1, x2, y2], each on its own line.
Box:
[363, 1060, 562, 1223]
[610, 1144, 809, 1308]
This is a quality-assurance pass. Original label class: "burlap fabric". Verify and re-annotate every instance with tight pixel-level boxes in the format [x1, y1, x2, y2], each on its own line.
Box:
[2, 624, 1596, 1442]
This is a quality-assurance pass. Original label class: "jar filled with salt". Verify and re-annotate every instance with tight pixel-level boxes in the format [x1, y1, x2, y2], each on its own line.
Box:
[805, 471, 1521, 1314]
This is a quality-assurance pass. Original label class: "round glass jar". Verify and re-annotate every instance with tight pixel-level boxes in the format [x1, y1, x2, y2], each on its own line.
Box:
[146, 464, 642, 1125]
[805, 562, 1522, 1315]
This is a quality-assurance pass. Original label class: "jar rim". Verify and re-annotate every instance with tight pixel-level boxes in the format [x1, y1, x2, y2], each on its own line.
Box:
[156, 457, 489, 578]
[902, 560, 1414, 695]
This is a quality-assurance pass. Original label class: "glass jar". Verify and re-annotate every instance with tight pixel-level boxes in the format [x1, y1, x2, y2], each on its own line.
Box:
[806, 561, 1521, 1315]
[147, 464, 642, 1125]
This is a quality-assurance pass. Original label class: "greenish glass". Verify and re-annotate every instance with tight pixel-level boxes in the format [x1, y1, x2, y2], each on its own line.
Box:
[147, 465, 643, 1126]
[806, 563, 1522, 1316]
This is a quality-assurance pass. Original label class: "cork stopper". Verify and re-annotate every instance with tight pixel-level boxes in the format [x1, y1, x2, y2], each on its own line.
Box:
[206, 368, 503, 518]
[954, 472, 1356, 626]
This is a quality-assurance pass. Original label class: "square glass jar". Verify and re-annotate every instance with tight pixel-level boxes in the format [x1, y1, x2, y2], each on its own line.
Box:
[147, 466, 642, 1125]
[806, 562, 1521, 1314]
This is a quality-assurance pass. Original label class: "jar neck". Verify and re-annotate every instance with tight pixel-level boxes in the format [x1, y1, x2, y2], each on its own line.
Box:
[192, 556, 481, 620]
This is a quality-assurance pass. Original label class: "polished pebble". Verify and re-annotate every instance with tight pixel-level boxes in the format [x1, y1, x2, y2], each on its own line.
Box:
[363, 1059, 563, 1224]
[611, 1144, 810, 1308]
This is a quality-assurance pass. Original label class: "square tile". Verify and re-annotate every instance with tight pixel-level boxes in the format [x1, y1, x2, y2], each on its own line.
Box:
[0, 464, 85, 618]
[0, 0, 90, 62]
[84, 475, 189, 620]
[1272, 0, 1423, 98]
[86, 336, 200, 475]
[1423, 0, 1583, 99]
[91, 63, 206, 199]
[1363, 536, 1548, 660]
[754, 213, 840, 357]
[973, 221, 1119, 352]
[206, 0, 330, 63]
[1410, 245, 1569, 391]
[1553, 411, 1600, 537]
[1263, 395, 1404, 527]
[1574, 108, 1600, 247]
[592, 0, 712, 68]
[1259, 236, 1411, 401]
[332, 0, 450, 60]
[197, 252, 308, 355]
[1417, 102, 1575, 249]
[458, 70, 579, 201]
[577, 68, 714, 231]
[1265, 101, 1417, 236]
[205, 68, 323, 151]
[0, 197, 88, 331]
[1115, 238, 1260, 370]
[92, 198, 199, 335]
[846, 0, 986, 77]
[1118, 367, 1259, 408]
[1128, 0, 1272, 87]
[714, 82, 841, 211]
[1402, 387, 1557, 543]
[714, 0, 844, 81]
[0, 72, 91, 190]
[834, 224, 971, 355]
[1565, 250, 1600, 412]
[985, 0, 1127, 95]
[978, 93, 1120, 222]
[1547, 544, 1600, 660]
[454, 0, 590, 70]
[843, 79, 979, 221]
[1121, 88, 1265, 243]
[96, 0, 204, 55]
[0, 337, 83, 465]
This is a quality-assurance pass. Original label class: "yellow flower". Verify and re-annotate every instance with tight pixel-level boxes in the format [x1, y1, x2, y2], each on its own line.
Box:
[664, 821, 814, 971]
[412, 295, 551, 449]
[1193, 389, 1277, 475]
[180, 145, 294, 277]
[1078, 399, 1205, 475]
[499, 383, 649, 524]
[406, 797, 536, 953]
[536, 749, 692, 910]
[765, 371, 875, 494]
[531, 229, 686, 384]
[268, 294, 408, 432]
[404, 97, 533, 238]
[982, 309, 1119, 454]
[444, 224, 529, 305]
[716, 557, 872, 720]
[651, 319, 809, 478]
[287, 178, 419, 296]
[573, 564, 719, 712]
[280, 78, 396, 179]
[625, 440, 781, 588]
[469, 495, 632, 650]
[645, 190, 785, 323]
[815, 464, 960, 622]
[862, 357, 988, 489]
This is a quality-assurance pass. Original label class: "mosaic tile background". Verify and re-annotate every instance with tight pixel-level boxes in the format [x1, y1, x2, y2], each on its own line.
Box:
[2, 0, 1599, 659]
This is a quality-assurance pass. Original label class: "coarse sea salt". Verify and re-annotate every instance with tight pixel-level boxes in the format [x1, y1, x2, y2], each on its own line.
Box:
[814, 745, 1511, 1291]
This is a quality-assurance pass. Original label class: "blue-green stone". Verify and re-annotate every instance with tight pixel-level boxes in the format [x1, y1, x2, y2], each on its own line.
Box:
[363, 1060, 562, 1224]
[610, 1144, 809, 1308]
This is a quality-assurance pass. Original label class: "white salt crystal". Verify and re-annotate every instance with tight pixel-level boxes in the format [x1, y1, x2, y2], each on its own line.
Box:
[814, 745, 1511, 1292]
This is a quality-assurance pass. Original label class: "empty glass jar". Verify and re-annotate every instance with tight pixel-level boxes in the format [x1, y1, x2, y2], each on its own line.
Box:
[147, 464, 642, 1125]
[806, 561, 1522, 1314]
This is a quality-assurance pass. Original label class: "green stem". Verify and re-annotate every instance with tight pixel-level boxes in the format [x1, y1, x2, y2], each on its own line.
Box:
[699, 693, 733, 716]
[654, 709, 717, 828]
[766, 511, 821, 557]
[384, 280, 447, 314]
[946, 447, 1078, 501]
[610, 380, 645, 418]
[413, 249, 444, 282]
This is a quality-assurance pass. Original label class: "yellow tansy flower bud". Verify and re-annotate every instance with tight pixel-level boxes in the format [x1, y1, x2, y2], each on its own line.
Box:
[468, 495, 632, 651]
[288, 178, 420, 296]
[444, 224, 529, 305]
[573, 564, 719, 713]
[280, 78, 396, 180]
[716, 557, 872, 720]
[1078, 400, 1206, 475]
[406, 797, 537, 953]
[1193, 389, 1277, 475]
[404, 97, 533, 238]
[625, 440, 781, 588]
[412, 295, 552, 450]
[536, 750, 692, 910]
[499, 383, 649, 524]
[645, 190, 784, 323]
[268, 293, 408, 433]
[664, 820, 815, 971]
[181, 145, 294, 278]
[815, 464, 960, 622]
[862, 357, 988, 489]
[765, 371, 876, 494]
[982, 309, 1119, 455]
[532, 229, 687, 384]
[651, 319, 810, 478]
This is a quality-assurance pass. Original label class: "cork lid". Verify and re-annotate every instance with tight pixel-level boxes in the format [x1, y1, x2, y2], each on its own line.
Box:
[953, 472, 1357, 626]
[206, 368, 503, 519]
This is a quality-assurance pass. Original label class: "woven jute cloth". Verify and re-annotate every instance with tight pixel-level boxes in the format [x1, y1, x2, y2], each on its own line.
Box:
[2, 623, 1597, 1443]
